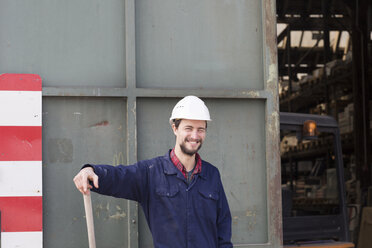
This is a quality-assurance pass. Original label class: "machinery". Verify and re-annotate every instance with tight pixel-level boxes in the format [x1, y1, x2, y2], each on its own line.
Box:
[280, 112, 354, 248]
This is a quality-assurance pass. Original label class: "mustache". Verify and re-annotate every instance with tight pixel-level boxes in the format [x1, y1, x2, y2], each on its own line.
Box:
[185, 138, 201, 143]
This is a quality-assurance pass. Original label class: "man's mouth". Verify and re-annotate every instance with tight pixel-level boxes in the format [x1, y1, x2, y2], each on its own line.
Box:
[180, 138, 203, 156]
[186, 139, 200, 144]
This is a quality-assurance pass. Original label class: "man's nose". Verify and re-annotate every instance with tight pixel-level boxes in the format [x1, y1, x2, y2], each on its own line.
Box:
[190, 130, 199, 139]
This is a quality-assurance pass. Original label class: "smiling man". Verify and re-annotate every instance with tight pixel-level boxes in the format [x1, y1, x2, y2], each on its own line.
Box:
[73, 96, 233, 248]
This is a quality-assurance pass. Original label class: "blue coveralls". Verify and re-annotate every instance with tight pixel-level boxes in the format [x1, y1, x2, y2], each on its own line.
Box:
[86, 150, 233, 248]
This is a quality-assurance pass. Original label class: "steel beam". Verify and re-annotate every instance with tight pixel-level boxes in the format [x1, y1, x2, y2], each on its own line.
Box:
[42, 87, 271, 99]
[277, 17, 351, 31]
[352, 0, 371, 188]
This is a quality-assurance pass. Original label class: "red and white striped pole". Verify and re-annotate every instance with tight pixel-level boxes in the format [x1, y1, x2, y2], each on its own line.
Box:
[0, 74, 43, 247]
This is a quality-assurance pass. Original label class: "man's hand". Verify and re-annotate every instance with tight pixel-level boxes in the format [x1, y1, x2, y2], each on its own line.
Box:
[73, 167, 99, 195]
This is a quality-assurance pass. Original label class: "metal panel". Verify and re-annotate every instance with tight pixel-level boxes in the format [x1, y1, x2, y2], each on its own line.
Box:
[0, 0, 126, 87]
[137, 98, 268, 246]
[137, 98, 178, 248]
[0, 0, 280, 246]
[135, 0, 264, 89]
[203, 99, 268, 244]
[42, 97, 128, 248]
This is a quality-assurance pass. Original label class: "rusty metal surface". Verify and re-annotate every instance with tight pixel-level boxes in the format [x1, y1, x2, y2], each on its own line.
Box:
[42, 97, 129, 248]
[135, 0, 264, 90]
[0, 0, 280, 247]
[264, 0, 282, 247]
[0, 0, 126, 87]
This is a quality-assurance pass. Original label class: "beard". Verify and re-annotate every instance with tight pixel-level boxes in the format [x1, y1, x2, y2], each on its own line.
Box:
[179, 138, 203, 156]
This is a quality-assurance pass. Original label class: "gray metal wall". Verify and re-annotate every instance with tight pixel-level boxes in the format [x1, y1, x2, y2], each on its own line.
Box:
[0, 0, 281, 247]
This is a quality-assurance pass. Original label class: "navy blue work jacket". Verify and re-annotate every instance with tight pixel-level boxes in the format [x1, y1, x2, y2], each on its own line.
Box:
[87, 151, 233, 248]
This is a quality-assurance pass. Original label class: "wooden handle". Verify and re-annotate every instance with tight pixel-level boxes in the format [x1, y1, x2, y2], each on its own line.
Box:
[83, 192, 96, 248]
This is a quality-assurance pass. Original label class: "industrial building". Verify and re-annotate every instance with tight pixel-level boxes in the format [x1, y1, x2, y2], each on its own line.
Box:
[0, 0, 371, 247]
[277, 1, 371, 247]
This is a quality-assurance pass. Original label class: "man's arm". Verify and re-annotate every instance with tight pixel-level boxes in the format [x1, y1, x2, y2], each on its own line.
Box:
[73, 162, 148, 203]
[217, 179, 233, 248]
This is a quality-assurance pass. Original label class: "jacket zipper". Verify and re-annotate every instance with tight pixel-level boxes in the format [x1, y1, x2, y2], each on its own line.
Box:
[185, 176, 198, 248]
[186, 186, 188, 248]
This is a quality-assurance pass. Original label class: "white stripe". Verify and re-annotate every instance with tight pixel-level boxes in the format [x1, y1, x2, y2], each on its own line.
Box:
[1, 232, 43, 248]
[0, 161, 42, 196]
[0, 91, 42, 126]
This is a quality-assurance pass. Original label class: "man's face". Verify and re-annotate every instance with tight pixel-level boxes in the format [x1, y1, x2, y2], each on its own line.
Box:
[172, 119, 207, 156]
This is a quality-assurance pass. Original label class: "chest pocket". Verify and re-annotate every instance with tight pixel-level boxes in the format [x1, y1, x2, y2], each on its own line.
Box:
[156, 185, 179, 198]
[198, 189, 219, 201]
[197, 188, 219, 222]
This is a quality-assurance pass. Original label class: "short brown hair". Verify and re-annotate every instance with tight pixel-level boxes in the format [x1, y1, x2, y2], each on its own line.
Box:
[172, 119, 182, 128]
[172, 119, 207, 129]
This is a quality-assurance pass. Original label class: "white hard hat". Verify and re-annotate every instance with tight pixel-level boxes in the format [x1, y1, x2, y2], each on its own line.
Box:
[170, 96, 211, 123]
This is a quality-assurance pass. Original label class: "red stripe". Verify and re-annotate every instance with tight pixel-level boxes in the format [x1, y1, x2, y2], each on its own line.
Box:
[0, 74, 42, 91]
[0, 126, 42, 161]
[0, 196, 42, 232]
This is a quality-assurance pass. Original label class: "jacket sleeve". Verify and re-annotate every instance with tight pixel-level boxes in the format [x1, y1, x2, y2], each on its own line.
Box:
[217, 176, 233, 248]
[83, 162, 148, 203]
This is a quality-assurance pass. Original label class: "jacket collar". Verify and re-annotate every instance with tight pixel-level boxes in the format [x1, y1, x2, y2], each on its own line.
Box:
[163, 150, 207, 180]
[163, 150, 179, 175]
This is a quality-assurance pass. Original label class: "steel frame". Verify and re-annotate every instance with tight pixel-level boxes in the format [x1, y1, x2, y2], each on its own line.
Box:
[41, 0, 281, 246]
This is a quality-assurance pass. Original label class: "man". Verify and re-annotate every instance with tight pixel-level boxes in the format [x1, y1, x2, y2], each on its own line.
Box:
[73, 95, 233, 248]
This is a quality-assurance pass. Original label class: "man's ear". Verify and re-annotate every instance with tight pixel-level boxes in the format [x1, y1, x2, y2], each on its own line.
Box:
[171, 123, 178, 135]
